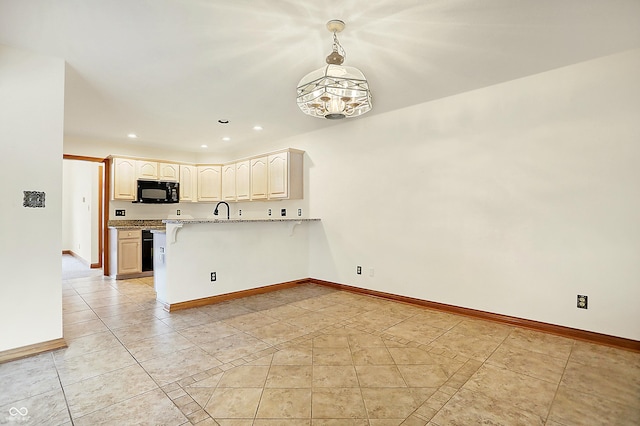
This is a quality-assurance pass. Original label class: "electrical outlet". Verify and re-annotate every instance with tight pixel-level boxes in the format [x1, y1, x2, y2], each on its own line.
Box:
[211, 272, 217, 282]
[115, 209, 125, 216]
[281, 208, 286, 216]
[176, 209, 181, 215]
[268, 208, 272, 216]
[238, 209, 242, 216]
[357, 266, 362, 275]
[298, 208, 302, 217]
[577, 295, 588, 309]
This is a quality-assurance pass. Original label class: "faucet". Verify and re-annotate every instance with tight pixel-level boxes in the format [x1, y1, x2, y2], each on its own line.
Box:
[213, 201, 230, 220]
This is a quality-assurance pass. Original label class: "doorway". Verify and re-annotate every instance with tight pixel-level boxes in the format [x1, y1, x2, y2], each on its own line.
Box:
[62, 155, 106, 272]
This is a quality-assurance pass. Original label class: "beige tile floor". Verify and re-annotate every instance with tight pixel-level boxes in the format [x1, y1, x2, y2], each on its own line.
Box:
[1, 255, 638, 425]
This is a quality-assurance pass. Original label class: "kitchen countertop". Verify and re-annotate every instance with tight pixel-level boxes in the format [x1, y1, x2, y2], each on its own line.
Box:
[162, 218, 320, 224]
[107, 219, 166, 230]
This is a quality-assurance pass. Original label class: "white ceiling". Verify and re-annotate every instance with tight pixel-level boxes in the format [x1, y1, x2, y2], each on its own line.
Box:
[1, 0, 639, 155]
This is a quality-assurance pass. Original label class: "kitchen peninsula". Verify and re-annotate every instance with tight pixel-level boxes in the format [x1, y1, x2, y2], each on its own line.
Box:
[153, 218, 320, 311]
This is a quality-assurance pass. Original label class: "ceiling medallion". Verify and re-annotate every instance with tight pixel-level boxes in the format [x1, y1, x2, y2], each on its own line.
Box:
[297, 20, 372, 120]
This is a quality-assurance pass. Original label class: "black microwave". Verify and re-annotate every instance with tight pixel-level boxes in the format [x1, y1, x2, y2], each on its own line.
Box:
[136, 180, 179, 203]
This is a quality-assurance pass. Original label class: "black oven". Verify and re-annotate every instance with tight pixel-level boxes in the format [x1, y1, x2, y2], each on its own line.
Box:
[141, 230, 154, 272]
[136, 180, 179, 203]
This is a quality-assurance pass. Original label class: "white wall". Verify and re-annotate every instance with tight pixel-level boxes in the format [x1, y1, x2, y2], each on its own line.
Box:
[64, 136, 199, 164]
[158, 221, 311, 304]
[62, 163, 73, 250]
[296, 49, 640, 340]
[62, 159, 100, 264]
[0, 45, 65, 351]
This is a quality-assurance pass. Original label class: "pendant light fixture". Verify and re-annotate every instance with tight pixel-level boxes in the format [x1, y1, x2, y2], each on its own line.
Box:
[297, 20, 372, 120]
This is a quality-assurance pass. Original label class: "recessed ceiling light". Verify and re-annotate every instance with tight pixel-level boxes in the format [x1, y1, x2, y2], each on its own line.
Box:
[200, 144, 208, 148]
[222, 137, 231, 142]
[127, 133, 138, 139]
[253, 125, 263, 131]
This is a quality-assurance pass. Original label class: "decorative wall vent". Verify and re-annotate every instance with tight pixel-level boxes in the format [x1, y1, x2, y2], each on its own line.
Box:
[23, 191, 46, 208]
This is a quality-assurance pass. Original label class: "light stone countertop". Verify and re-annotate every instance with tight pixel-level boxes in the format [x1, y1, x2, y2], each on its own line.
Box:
[107, 219, 166, 230]
[162, 218, 320, 224]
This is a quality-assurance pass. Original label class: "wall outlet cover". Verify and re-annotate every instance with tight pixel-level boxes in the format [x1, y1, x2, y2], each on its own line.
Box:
[577, 294, 588, 309]
[281, 208, 286, 216]
[115, 209, 126, 216]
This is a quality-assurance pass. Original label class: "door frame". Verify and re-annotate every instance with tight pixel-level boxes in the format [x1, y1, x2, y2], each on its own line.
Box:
[62, 154, 110, 273]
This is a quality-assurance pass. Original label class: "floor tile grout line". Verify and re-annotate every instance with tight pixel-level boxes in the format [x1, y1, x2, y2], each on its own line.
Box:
[543, 339, 577, 425]
[51, 352, 75, 426]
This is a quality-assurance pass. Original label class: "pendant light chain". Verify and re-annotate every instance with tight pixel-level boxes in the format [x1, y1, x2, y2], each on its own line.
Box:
[332, 32, 346, 61]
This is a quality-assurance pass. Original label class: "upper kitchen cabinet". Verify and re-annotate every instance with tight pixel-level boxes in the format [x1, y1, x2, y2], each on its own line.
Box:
[158, 162, 179, 181]
[250, 156, 268, 200]
[136, 160, 179, 181]
[235, 160, 251, 201]
[136, 160, 158, 180]
[250, 149, 303, 200]
[248, 149, 304, 200]
[197, 165, 222, 202]
[221, 163, 237, 201]
[112, 157, 136, 200]
[179, 165, 197, 202]
[108, 148, 303, 203]
[268, 150, 303, 200]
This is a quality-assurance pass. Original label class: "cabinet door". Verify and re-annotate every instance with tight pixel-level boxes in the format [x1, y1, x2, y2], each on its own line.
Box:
[250, 157, 268, 200]
[197, 165, 222, 202]
[179, 165, 197, 202]
[159, 162, 179, 181]
[268, 152, 289, 199]
[118, 235, 141, 275]
[235, 160, 250, 201]
[221, 163, 236, 201]
[112, 158, 136, 200]
[136, 161, 158, 180]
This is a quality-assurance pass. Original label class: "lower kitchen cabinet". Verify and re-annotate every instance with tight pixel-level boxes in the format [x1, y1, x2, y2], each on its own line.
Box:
[109, 228, 145, 279]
